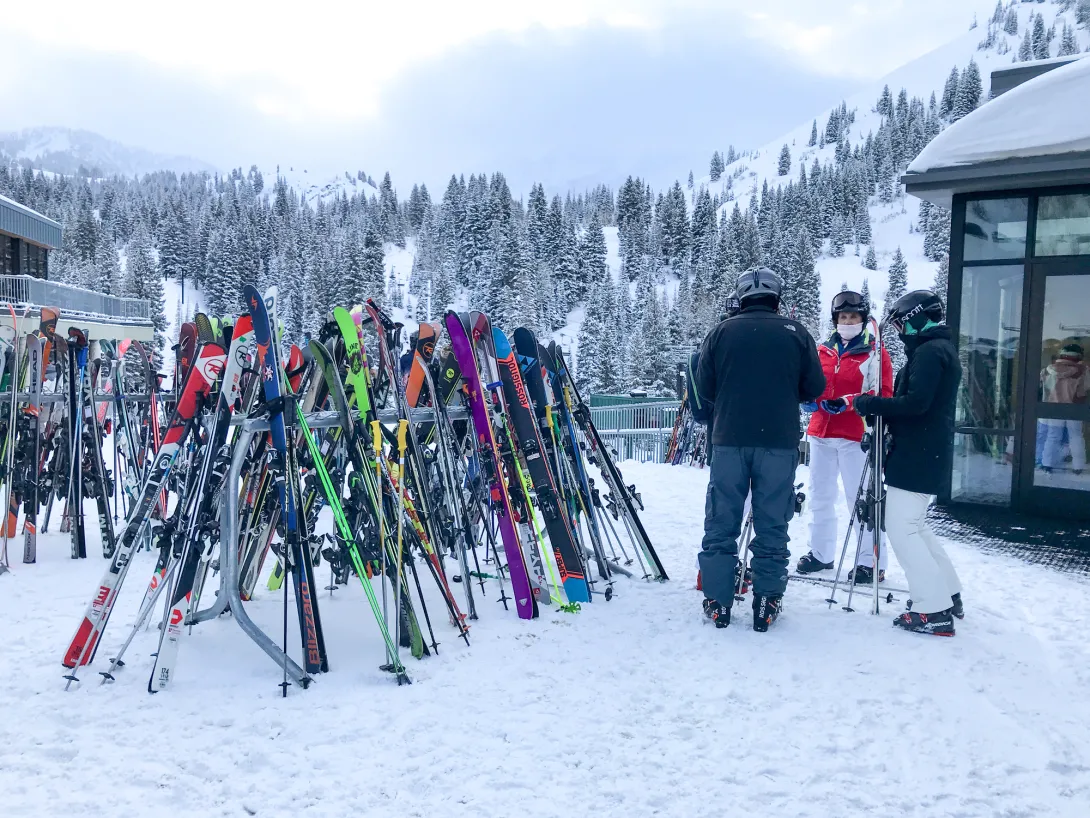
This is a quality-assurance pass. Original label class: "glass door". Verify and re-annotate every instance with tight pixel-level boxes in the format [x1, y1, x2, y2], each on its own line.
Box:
[1020, 264, 1090, 513]
[951, 264, 1024, 505]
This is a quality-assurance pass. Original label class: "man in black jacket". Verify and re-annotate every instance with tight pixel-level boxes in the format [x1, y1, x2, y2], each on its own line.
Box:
[695, 267, 825, 632]
[854, 290, 963, 636]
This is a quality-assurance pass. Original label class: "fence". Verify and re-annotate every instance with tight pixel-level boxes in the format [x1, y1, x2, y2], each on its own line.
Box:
[0, 275, 152, 324]
[589, 399, 680, 464]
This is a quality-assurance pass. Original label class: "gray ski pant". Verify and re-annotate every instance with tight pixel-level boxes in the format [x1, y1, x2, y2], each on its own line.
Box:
[698, 446, 798, 602]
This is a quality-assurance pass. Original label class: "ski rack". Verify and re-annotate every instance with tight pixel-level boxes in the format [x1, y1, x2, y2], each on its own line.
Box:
[0, 391, 158, 403]
[213, 405, 469, 686]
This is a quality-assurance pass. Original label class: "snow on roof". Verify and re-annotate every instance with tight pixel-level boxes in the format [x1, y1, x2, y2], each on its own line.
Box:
[908, 56, 1090, 174]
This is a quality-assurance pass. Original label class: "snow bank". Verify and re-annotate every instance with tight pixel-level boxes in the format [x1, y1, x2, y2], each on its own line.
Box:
[909, 55, 1090, 172]
[4, 463, 1090, 817]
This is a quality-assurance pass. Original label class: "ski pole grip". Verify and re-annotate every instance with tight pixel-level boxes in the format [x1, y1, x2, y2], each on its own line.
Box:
[371, 420, 382, 454]
[397, 419, 408, 453]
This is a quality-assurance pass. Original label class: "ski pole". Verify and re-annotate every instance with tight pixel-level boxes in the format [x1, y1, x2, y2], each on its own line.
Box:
[371, 419, 390, 665]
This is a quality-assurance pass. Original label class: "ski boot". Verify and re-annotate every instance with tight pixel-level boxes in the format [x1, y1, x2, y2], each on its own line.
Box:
[752, 594, 782, 632]
[893, 608, 955, 636]
[702, 598, 731, 629]
[796, 551, 833, 574]
[951, 592, 964, 620]
[848, 565, 885, 585]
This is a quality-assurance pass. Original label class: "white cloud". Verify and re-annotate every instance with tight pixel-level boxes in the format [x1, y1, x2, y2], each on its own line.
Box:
[5, 0, 996, 127]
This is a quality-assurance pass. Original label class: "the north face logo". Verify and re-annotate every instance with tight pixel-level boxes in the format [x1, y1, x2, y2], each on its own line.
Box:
[784, 325, 796, 332]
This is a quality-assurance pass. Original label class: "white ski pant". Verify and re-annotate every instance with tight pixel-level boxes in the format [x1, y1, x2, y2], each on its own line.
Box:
[807, 436, 886, 569]
[1042, 419, 1086, 472]
[884, 487, 962, 614]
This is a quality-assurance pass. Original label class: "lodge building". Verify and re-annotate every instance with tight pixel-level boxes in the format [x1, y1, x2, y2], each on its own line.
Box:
[904, 55, 1090, 521]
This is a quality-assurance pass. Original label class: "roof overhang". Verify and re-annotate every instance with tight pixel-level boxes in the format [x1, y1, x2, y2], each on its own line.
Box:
[0, 195, 63, 249]
[902, 151, 1090, 208]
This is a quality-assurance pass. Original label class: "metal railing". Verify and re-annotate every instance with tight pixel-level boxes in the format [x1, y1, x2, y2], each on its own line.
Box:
[589, 399, 681, 464]
[0, 275, 152, 324]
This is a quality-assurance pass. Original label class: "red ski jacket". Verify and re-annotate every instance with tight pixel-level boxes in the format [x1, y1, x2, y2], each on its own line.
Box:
[807, 330, 894, 443]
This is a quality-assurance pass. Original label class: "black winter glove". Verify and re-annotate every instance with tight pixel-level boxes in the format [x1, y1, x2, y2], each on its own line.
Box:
[853, 394, 875, 417]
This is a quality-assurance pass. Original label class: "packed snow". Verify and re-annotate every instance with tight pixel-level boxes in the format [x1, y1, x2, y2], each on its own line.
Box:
[3, 461, 1090, 817]
[909, 55, 1090, 173]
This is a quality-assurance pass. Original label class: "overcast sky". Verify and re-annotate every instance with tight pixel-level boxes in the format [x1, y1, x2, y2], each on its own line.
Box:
[3, 0, 996, 192]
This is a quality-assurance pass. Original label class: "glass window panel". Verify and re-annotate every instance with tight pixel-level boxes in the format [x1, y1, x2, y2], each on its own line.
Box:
[956, 265, 1023, 431]
[1037, 275, 1090, 404]
[963, 197, 1028, 261]
[951, 433, 1014, 505]
[1033, 420, 1090, 490]
[1036, 193, 1090, 257]
[1033, 275, 1090, 492]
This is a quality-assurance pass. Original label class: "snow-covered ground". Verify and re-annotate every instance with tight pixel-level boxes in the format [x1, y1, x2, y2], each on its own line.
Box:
[3, 461, 1090, 817]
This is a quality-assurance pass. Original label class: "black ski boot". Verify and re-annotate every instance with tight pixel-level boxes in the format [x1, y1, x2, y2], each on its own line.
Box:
[893, 608, 955, 636]
[907, 593, 964, 619]
[796, 551, 833, 574]
[702, 598, 731, 629]
[752, 595, 782, 632]
[848, 565, 885, 585]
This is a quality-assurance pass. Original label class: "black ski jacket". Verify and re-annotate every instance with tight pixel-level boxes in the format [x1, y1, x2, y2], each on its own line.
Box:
[853, 325, 961, 495]
[695, 305, 825, 449]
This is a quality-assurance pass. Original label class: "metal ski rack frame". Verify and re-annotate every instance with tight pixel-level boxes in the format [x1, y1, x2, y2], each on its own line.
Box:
[213, 405, 469, 686]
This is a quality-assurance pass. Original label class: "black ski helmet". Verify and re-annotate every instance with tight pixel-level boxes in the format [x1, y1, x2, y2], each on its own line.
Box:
[887, 290, 944, 335]
[830, 290, 869, 324]
[735, 267, 783, 308]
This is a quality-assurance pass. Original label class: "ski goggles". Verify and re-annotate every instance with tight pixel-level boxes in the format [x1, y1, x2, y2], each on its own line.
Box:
[831, 291, 867, 315]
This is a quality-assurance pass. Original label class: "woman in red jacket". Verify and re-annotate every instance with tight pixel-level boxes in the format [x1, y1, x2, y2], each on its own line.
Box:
[796, 291, 894, 583]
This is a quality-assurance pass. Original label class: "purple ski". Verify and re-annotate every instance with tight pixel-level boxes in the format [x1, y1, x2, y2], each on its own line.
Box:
[444, 311, 536, 620]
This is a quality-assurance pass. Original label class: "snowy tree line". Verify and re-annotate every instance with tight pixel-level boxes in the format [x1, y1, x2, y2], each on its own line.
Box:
[0, 42, 994, 397]
[978, 0, 1090, 58]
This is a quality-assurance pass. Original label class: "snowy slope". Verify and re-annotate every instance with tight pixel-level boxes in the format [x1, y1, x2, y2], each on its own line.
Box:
[263, 165, 380, 207]
[3, 462, 1090, 817]
[696, 1, 1089, 313]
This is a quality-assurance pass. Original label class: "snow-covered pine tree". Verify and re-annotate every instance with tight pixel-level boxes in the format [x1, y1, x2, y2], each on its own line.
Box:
[792, 227, 822, 339]
[953, 59, 983, 121]
[864, 243, 878, 270]
[940, 67, 960, 118]
[778, 144, 792, 176]
[1018, 27, 1033, 60]
[361, 223, 386, 304]
[1059, 23, 1080, 56]
[933, 254, 950, 303]
[1004, 5, 1019, 36]
[690, 188, 716, 269]
[885, 247, 909, 368]
[1031, 13, 1049, 59]
[877, 85, 893, 117]
[579, 212, 608, 300]
[854, 207, 872, 245]
[710, 151, 724, 182]
[687, 171, 694, 190]
[125, 223, 168, 356]
[808, 120, 818, 147]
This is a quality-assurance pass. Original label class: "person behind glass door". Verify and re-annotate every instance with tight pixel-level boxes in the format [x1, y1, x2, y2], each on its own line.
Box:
[1040, 343, 1089, 475]
[797, 291, 894, 584]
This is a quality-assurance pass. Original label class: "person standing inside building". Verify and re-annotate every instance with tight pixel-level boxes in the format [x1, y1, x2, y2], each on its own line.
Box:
[797, 291, 894, 583]
[853, 290, 963, 636]
[695, 267, 825, 632]
[1040, 343, 1089, 476]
